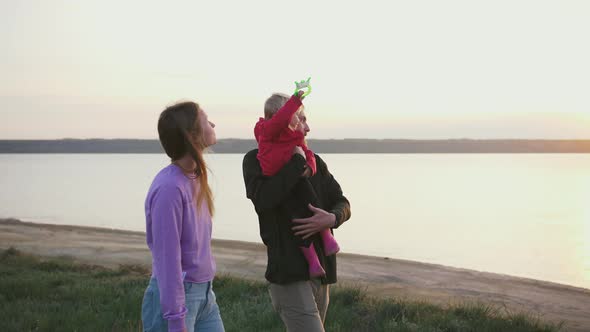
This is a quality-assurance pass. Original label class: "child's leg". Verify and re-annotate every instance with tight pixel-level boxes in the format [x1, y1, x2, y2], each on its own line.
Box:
[287, 178, 319, 221]
[299, 245, 325, 277]
[291, 179, 340, 256]
[320, 229, 340, 256]
[287, 179, 326, 277]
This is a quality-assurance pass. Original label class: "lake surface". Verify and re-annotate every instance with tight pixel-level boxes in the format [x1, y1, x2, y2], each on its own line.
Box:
[1, 153, 589, 289]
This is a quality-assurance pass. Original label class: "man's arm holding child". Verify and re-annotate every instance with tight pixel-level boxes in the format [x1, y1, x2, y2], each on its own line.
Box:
[292, 156, 351, 239]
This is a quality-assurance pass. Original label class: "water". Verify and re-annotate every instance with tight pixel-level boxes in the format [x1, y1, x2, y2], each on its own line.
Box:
[1, 153, 589, 289]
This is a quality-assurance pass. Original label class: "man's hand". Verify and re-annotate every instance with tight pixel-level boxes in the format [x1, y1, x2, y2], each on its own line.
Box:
[292, 204, 336, 239]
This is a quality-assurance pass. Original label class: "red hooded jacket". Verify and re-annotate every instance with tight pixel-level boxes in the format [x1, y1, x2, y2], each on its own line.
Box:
[254, 95, 317, 177]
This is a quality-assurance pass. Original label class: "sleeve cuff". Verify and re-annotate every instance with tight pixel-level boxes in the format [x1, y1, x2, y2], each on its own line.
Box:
[290, 94, 303, 105]
[330, 210, 343, 229]
[168, 318, 186, 332]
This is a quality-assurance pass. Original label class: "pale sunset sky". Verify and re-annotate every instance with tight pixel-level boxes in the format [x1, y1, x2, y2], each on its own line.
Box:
[1, 0, 589, 139]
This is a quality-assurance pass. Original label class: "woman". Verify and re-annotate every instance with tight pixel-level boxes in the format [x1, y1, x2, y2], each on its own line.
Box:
[141, 101, 224, 332]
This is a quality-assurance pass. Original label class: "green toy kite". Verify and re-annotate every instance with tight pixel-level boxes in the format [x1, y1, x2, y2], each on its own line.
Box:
[294, 77, 312, 97]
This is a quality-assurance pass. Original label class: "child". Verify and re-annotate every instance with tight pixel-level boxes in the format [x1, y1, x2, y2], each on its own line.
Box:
[254, 90, 340, 277]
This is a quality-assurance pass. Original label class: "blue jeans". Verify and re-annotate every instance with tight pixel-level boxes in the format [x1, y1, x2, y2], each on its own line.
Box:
[142, 278, 224, 332]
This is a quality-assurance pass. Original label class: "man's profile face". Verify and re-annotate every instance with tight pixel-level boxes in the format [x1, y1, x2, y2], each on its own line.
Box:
[298, 110, 310, 136]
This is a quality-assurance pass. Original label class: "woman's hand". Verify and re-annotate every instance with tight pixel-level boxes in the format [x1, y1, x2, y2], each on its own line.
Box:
[292, 204, 336, 239]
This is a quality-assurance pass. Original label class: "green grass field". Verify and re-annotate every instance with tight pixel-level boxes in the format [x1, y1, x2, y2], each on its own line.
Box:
[0, 248, 562, 332]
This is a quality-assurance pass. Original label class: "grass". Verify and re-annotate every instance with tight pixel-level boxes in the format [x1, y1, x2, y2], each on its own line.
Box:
[0, 248, 562, 332]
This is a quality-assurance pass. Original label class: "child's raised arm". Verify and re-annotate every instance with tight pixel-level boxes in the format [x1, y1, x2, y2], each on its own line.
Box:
[260, 91, 304, 139]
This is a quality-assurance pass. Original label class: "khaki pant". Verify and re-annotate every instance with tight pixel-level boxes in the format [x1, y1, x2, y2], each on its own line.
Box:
[268, 279, 330, 332]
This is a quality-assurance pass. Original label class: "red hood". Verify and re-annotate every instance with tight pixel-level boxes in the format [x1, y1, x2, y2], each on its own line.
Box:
[254, 117, 265, 142]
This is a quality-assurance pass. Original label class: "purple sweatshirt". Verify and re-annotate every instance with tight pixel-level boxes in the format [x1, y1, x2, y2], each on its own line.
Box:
[145, 164, 216, 332]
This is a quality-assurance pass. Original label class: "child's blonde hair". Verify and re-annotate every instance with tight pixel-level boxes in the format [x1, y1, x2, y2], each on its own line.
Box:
[264, 93, 290, 120]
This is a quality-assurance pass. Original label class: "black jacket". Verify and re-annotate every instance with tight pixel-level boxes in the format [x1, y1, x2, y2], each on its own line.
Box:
[242, 149, 351, 284]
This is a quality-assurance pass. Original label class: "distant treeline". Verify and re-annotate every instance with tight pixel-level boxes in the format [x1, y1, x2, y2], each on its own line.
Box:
[1, 139, 590, 153]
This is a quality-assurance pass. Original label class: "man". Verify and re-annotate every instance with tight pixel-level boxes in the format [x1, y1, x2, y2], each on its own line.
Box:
[242, 96, 351, 331]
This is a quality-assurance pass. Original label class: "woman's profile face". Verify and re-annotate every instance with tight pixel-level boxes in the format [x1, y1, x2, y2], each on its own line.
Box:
[198, 108, 216, 147]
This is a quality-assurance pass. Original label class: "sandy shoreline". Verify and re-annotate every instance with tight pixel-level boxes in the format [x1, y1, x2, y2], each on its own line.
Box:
[1, 218, 589, 331]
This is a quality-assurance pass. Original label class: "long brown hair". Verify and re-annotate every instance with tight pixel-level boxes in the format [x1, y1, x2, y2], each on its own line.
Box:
[157, 101, 214, 216]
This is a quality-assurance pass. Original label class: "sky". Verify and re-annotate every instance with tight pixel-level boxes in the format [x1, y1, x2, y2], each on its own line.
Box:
[1, 0, 589, 139]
